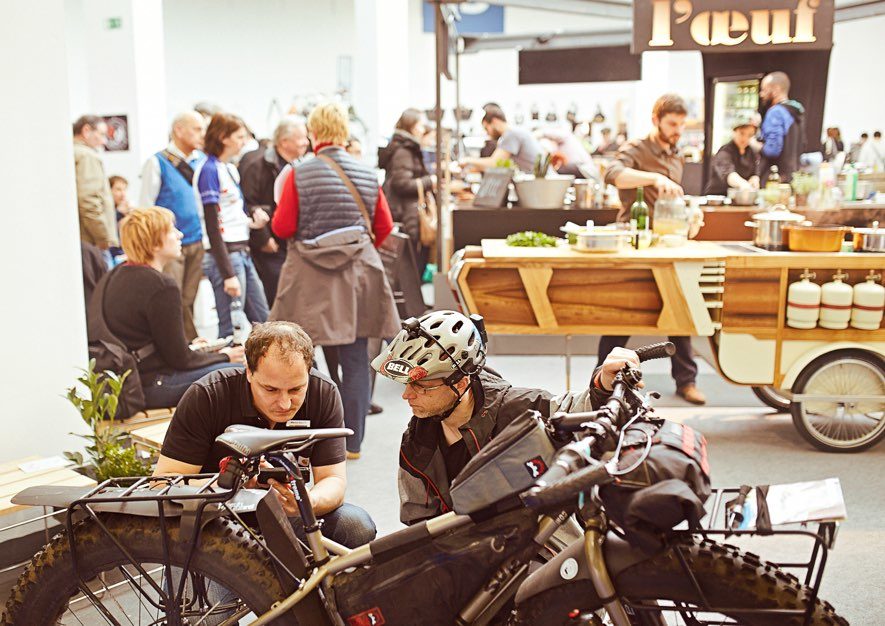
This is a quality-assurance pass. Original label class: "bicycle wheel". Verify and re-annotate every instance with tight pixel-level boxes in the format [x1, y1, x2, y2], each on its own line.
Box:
[790, 349, 885, 452]
[512, 538, 847, 626]
[2, 513, 300, 626]
[751, 385, 792, 413]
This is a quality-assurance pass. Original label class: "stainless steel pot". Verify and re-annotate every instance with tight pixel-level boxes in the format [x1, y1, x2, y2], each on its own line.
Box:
[744, 204, 807, 250]
[853, 221, 885, 252]
[728, 187, 758, 206]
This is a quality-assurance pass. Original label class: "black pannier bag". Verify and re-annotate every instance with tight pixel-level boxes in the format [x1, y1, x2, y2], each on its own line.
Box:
[450, 411, 556, 515]
[599, 420, 712, 552]
[332, 508, 538, 626]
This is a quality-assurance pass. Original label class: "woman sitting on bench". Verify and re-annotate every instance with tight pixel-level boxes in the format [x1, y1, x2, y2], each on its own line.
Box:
[102, 207, 245, 408]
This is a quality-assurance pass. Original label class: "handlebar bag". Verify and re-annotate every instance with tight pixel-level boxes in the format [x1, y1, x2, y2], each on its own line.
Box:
[450, 411, 556, 515]
[599, 420, 711, 552]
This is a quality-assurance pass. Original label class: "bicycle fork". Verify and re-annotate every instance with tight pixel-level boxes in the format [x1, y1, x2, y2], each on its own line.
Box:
[582, 509, 632, 626]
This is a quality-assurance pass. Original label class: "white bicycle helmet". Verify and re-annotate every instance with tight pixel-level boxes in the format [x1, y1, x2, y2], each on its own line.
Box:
[372, 311, 487, 384]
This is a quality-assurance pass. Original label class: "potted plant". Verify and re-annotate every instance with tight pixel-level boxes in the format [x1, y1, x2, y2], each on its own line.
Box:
[514, 153, 575, 209]
[64, 359, 150, 482]
[791, 172, 817, 208]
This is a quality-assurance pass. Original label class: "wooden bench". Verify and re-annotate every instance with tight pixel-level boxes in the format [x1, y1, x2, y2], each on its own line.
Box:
[129, 420, 172, 455]
[0, 456, 96, 519]
[96, 407, 175, 436]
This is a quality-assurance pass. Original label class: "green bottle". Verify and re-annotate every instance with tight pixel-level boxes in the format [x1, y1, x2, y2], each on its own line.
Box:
[631, 187, 649, 229]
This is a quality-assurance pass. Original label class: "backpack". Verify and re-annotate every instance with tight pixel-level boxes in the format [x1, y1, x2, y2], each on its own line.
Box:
[86, 267, 156, 419]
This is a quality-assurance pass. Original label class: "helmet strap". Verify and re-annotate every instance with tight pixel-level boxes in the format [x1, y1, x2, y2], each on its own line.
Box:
[427, 378, 472, 423]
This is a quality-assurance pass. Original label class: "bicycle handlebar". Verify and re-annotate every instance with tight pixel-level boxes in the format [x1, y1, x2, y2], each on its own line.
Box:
[634, 341, 676, 363]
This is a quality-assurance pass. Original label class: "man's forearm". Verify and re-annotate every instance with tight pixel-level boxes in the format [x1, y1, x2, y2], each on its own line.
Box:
[612, 168, 661, 189]
[463, 156, 496, 172]
[309, 476, 346, 516]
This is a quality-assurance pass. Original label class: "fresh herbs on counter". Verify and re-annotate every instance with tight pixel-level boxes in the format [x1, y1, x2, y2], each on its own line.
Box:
[506, 231, 558, 247]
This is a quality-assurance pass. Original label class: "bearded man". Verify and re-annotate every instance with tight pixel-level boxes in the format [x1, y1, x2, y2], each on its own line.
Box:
[597, 93, 707, 406]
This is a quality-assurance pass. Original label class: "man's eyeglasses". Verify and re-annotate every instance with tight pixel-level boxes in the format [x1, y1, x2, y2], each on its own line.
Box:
[405, 380, 448, 395]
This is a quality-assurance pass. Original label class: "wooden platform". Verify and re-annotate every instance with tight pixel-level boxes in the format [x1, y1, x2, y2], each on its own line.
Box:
[96, 408, 175, 435]
[129, 421, 172, 454]
[0, 457, 95, 517]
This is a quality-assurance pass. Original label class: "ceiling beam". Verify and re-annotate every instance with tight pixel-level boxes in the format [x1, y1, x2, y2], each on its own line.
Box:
[835, 0, 885, 22]
[473, 0, 632, 21]
[461, 28, 633, 53]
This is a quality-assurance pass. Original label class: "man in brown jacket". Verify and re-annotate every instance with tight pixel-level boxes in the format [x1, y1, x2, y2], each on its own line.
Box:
[73, 115, 118, 256]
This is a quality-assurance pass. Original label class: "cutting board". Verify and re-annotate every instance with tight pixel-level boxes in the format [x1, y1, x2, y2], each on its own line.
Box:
[480, 239, 731, 260]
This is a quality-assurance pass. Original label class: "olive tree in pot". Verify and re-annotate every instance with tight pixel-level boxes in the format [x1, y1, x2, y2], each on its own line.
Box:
[63, 359, 150, 481]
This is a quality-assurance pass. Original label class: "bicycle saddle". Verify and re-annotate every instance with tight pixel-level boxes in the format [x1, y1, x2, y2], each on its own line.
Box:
[215, 424, 352, 457]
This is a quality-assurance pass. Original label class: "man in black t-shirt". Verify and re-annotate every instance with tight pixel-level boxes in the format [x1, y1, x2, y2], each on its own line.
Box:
[155, 321, 376, 548]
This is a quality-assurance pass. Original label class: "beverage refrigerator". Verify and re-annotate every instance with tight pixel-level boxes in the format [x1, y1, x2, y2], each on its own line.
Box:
[703, 74, 762, 185]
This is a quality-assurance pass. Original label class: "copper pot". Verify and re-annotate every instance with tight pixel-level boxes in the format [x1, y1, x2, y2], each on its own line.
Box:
[784, 224, 851, 252]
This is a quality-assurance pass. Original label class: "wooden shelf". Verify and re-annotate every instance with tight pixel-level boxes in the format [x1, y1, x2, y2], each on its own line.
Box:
[781, 327, 885, 341]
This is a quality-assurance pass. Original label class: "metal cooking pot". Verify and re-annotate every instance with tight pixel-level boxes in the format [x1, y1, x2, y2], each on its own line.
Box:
[728, 187, 758, 206]
[744, 204, 807, 250]
[853, 221, 885, 253]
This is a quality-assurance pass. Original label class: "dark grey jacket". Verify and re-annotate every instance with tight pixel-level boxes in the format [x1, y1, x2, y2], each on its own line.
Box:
[398, 370, 611, 525]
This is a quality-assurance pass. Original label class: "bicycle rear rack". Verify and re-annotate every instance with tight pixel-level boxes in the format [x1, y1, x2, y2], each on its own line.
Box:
[629, 486, 838, 626]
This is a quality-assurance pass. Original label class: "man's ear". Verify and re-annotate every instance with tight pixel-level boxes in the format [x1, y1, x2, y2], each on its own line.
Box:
[455, 376, 471, 394]
[245, 367, 253, 383]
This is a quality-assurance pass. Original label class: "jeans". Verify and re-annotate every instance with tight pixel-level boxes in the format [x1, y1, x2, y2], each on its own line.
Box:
[251, 246, 286, 308]
[202, 250, 269, 339]
[596, 335, 698, 389]
[143, 362, 243, 409]
[289, 502, 377, 548]
[333, 338, 371, 454]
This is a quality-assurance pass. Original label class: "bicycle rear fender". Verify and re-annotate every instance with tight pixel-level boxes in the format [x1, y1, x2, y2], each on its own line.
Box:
[514, 531, 654, 606]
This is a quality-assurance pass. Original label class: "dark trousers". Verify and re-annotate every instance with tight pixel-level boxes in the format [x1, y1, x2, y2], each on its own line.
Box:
[289, 502, 377, 548]
[252, 247, 286, 308]
[143, 363, 243, 409]
[332, 338, 371, 454]
[596, 335, 698, 389]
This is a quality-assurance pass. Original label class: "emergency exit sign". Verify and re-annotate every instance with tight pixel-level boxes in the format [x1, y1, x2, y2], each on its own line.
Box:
[107, 17, 122, 30]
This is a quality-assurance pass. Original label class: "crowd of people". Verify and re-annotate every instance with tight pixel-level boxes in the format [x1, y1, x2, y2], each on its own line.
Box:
[73, 101, 436, 461]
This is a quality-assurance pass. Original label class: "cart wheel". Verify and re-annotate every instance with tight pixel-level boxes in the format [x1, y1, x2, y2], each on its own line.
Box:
[750, 386, 792, 412]
[790, 350, 885, 452]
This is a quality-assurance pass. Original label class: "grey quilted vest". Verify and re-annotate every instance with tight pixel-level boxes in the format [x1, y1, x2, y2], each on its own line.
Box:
[292, 147, 379, 241]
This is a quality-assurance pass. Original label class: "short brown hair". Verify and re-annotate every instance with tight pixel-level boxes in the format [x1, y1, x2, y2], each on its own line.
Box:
[245, 322, 314, 372]
[204, 112, 244, 157]
[307, 102, 350, 145]
[481, 105, 506, 125]
[652, 94, 688, 120]
[73, 115, 104, 136]
[109, 175, 127, 188]
[395, 108, 424, 134]
[119, 207, 175, 264]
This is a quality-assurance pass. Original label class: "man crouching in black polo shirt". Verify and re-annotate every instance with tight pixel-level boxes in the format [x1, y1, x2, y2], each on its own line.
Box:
[154, 321, 377, 548]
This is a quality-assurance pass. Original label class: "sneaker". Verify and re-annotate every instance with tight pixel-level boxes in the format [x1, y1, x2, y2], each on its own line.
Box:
[369, 403, 383, 415]
[676, 384, 706, 405]
[346, 451, 361, 461]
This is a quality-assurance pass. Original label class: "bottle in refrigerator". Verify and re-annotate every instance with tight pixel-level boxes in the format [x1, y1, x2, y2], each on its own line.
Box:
[819, 271, 853, 330]
[850, 272, 884, 330]
[786, 270, 821, 329]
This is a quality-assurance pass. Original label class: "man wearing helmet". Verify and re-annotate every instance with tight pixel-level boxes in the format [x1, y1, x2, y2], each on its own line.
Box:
[372, 310, 639, 525]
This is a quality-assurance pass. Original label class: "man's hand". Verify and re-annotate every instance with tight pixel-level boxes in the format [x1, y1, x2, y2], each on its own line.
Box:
[597, 347, 640, 392]
[268, 479, 302, 517]
[748, 176, 760, 190]
[261, 238, 279, 254]
[220, 345, 245, 364]
[223, 276, 242, 297]
[654, 174, 684, 199]
[250, 208, 270, 229]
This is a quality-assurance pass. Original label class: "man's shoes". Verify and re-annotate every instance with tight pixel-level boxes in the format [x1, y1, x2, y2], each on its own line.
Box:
[346, 451, 361, 461]
[369, 403, 383, 415]
[676, 384, 707, 405]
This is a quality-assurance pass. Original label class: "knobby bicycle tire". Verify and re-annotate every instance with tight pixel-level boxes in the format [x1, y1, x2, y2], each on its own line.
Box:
[2, 513, 300, 626]
[512, 538, 848, 626]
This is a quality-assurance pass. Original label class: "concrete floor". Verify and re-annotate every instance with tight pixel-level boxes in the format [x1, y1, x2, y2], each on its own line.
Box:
[346, 352, 885, 626]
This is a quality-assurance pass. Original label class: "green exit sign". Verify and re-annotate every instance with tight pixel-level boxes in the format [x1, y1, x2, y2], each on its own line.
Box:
[107, 17, 122, 29]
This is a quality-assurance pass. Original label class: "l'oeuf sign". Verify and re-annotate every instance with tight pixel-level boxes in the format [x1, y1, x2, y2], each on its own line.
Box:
[632, 0, 834, 54]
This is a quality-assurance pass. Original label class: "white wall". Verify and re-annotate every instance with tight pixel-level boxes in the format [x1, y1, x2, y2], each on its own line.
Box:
[823, 15, 885, 144]
[162, 0, 356, 140]
[0, 1, 90, 462]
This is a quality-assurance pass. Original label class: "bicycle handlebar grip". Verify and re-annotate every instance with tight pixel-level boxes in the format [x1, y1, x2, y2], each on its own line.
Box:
[635, 342, 676, 363]
[521, 463, 610, 510]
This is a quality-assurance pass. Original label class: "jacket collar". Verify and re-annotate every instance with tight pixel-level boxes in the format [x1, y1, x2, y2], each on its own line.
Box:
[456, 371, 511, 453]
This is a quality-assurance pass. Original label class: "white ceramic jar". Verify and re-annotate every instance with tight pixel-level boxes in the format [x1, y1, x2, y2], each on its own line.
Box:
[820, 271, 853, 330]
[851, 272, 884, 330]
[786, 270, 821, 329]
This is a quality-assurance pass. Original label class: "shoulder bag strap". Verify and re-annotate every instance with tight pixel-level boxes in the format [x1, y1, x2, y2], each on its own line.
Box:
[416, 177, 426, 208]
[317, 153, 375, 242]
[91, 267, 157, 362]
[161, 150, 196, 184]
